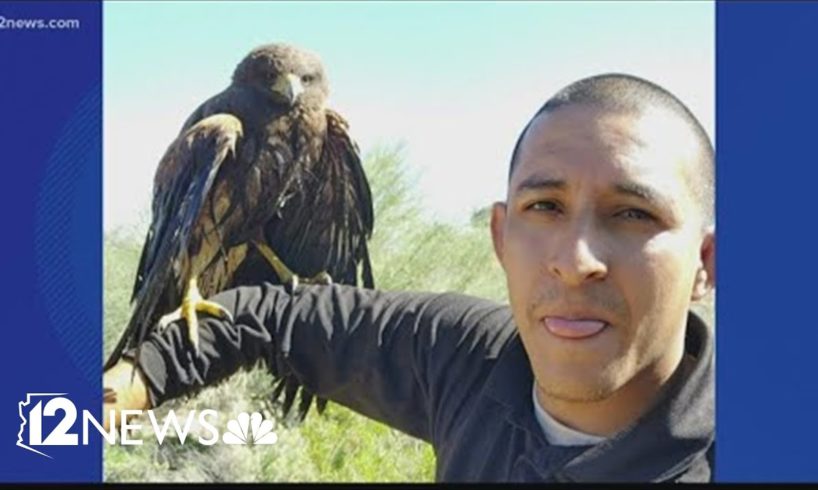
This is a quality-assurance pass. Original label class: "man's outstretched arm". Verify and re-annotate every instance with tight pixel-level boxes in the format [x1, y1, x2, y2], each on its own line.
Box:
[103, 282, 515, 442]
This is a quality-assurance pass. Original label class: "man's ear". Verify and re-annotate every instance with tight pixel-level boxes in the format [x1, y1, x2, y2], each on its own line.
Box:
[691, 226, 716, 301]
[490, 201, 508, 268]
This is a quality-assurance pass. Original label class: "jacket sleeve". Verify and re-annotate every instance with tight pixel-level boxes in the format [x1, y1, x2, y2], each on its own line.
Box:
[127, 282, 516, 443]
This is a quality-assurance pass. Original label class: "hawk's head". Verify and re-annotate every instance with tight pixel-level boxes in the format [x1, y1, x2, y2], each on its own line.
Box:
[233, 43, 329, 109]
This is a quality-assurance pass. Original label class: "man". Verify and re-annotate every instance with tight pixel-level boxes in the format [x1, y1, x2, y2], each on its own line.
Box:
[104, 73, 715, 482]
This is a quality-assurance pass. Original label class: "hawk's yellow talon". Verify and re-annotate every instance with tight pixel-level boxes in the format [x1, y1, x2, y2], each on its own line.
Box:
[253, 241, 332, 289]
[190, 300, 233, 322]
[158, 278, 233, 353]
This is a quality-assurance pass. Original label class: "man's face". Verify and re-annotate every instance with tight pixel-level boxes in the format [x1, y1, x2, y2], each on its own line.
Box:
[491, 105, 715, 402]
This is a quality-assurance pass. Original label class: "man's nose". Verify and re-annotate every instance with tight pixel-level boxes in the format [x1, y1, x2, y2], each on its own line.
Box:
[544, 223, 608, 286]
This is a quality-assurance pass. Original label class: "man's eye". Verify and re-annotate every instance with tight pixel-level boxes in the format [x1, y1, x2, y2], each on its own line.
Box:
[527, 200, 561, 213]
[617, 208, 655, 221]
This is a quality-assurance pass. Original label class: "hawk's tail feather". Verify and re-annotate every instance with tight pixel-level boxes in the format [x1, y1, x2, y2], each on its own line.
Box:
[271, 375, 325, 422]
[361, 240, 375, 289]
[297, 390, 314, 422]
[316, 396, 329, 415]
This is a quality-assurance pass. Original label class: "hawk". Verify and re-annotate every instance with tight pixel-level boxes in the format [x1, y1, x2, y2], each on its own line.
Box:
[104, 43, 375, 420]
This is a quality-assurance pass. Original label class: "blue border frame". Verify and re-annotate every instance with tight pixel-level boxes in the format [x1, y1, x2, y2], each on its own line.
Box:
[717, 0, 818, 482]
[0, 0, 102, 481]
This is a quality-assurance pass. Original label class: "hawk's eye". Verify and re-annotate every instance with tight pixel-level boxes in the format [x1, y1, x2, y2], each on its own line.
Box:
[301, 74, 316, 84]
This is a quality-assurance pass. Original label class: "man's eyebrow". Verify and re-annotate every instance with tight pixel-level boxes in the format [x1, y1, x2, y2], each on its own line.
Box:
[514, 176, 566, 193]
[613, 181, 670, 208]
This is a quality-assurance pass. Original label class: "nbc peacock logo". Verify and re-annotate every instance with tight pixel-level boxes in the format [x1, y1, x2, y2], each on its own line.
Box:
[221, 411, 278, 445]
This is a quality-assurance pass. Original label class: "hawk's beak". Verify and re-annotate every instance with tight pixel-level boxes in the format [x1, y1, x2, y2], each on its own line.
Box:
[272, 73, 304, 105]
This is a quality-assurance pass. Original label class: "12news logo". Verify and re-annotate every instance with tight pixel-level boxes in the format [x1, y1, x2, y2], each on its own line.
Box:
[17, 393, 278, 458]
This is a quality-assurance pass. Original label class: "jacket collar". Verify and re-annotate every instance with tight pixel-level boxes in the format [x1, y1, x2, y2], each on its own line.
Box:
[483, 311, 715, 482]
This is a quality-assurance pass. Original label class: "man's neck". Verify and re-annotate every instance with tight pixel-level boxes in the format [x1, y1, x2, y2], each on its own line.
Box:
[536, 344, 692, 437]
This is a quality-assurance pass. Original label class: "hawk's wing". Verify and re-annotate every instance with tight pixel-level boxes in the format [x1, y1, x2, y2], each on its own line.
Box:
[318, 108, 374, 287]
[271, 109, 376, 420]
[104, 114, 243, 370]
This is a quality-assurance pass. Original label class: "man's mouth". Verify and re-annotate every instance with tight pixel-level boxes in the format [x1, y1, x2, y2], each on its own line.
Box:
[542, 316, 608, 339]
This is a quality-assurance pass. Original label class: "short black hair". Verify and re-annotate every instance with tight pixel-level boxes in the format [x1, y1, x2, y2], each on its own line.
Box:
[508, 73, 714, 225]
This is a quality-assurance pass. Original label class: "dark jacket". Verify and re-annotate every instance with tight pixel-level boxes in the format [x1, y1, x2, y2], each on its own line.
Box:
[130, 283, 715, 482]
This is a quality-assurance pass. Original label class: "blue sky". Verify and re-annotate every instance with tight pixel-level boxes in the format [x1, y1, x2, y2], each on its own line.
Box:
[104, 1, 713, 231]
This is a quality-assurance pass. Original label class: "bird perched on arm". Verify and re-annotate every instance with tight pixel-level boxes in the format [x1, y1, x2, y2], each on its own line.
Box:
[104, 43, 375, 421]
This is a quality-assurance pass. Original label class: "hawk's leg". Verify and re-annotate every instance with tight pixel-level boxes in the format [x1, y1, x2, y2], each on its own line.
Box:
[253, 242, 333, 290]
[306, 271, 333, 285]
[157, 277, 233, 353]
